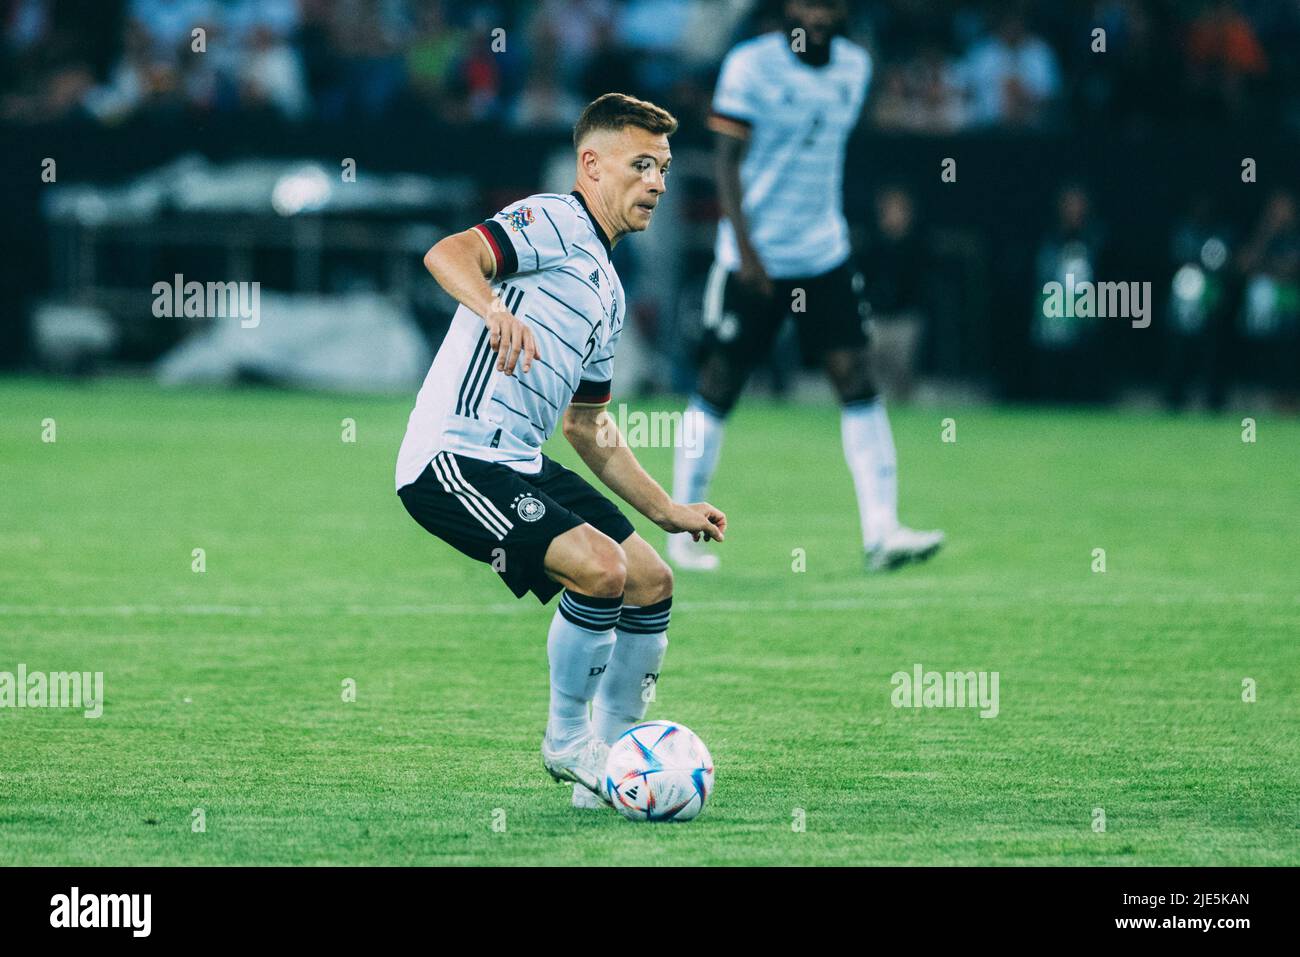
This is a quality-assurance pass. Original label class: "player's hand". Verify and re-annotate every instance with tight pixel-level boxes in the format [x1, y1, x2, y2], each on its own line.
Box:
[485, 299, 538, 376]
[738, 249, 772, 298]
[659, 502, 727, 543]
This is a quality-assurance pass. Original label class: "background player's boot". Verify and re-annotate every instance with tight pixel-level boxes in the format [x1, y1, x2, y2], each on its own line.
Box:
[867, 526, 945, 572]
[542, 734, 612, 806]
[667, 532, 720, 571]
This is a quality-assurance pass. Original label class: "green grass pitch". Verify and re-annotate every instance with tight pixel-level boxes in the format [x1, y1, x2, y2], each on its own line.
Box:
[1, 377, 1297, 866]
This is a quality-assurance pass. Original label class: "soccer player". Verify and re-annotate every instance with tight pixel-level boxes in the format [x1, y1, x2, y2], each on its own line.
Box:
[669, 0, 944, 573]
[396, 93, 726, 808]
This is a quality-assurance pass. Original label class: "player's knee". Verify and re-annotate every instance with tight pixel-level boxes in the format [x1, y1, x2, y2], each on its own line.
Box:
[637, 556, 673, 604]
[694, 354, 745, 416]
[826, 351, 878, 404]
[586, 540, 627, 597]
[695, 384, 740, 417]
[838, 381, 879, 405]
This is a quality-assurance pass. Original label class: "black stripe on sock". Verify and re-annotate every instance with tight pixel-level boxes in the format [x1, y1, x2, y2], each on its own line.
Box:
[617, 596, 671, 634]
[559, 591, 623, 630]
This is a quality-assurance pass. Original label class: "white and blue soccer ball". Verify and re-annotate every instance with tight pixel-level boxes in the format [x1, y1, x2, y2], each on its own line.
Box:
[603, 721, 714, 822]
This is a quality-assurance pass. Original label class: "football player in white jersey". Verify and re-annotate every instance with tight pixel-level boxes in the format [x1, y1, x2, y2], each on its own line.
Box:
[669, 0, 944, 573]
[397, 94, 726, 808]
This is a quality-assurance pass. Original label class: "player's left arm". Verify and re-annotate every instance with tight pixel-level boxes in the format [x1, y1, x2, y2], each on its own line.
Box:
[562, 403, 726, 543]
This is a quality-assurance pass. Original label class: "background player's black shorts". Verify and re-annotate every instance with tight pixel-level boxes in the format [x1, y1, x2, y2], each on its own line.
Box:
[398, 450, 635, 604]
[699, 258, 868, 368]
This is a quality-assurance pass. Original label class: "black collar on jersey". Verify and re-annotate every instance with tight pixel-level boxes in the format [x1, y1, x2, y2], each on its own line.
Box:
[570, 189, 613, 259]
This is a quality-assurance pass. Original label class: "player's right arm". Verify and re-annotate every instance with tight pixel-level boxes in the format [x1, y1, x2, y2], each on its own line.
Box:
[714, 130, 771, 297]
[423, 229, 537, 375]
[709, 45, 771, 297]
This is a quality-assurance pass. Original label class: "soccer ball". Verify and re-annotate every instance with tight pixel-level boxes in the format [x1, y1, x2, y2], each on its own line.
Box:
[603, 721, 714, 822]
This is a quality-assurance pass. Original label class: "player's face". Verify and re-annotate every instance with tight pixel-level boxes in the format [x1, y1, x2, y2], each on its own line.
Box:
[785, 0, 846, 45]
[609, 127, 671, 234]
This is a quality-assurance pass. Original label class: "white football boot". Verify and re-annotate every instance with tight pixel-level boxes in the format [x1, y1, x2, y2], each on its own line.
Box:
[867, 526, 945, 572]
[571, 783, 603, 809]
[667, 532, 720, 571]
[542, 734, 612, 806]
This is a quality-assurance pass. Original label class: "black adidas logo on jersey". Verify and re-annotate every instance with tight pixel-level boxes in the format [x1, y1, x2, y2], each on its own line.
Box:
[589, 269, 600, 288]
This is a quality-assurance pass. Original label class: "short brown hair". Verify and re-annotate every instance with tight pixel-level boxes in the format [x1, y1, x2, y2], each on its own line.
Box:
[573, 93, 678, 149]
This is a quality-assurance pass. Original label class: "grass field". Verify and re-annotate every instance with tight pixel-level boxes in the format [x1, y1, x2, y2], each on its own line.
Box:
[2, 376, 1297, 866]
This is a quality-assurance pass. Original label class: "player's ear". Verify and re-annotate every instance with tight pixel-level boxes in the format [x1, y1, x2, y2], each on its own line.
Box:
[580, 145, 600, 181]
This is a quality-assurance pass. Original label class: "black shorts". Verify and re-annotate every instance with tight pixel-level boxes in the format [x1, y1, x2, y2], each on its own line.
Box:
[398, 451, 635, 604]
[699, 258, 869, 368]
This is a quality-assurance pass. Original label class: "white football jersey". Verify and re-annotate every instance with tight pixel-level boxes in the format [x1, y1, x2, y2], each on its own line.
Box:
[396, 191, 623, 489]
[709, 32, 871, 279]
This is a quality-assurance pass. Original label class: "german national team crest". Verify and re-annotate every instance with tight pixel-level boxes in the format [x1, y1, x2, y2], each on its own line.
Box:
[513, 494, 546, 522]
[503, 206, 535, 231]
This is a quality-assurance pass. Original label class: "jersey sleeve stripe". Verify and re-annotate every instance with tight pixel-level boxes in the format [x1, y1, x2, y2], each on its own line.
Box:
[475, 221, 518, 277]
[708, 110, 753, 138]
[572, 378, 612, 406]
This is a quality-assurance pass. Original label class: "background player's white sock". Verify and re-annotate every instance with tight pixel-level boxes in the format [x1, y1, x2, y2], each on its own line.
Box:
[672, 396, 727, 505]
[842, 397, 899, 549]
[593, 598, 671, 744]
[545, 590, 621, 751]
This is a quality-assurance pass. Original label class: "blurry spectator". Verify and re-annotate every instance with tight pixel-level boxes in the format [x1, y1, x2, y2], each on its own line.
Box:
[81, 19, 169, 123]
[1236, 190, 1300, 404]
[616, 0, 697, 96]
[510, 55, 585, 131]
[1164, 195, 1233, 410]
[1031, 185, 1109, 402]
[128, 0, 211, 61]
[308, 0, 410, 122]
[1072, 0, 1181, 133]
[962, 12, 1060, 129]
[1, 0, 117, 122]
[1184, 0, 1268, 124]
[403, 1, 467, 118]
[238, 24, 309, 120]
[873, 37, 967, 133]
[863, 186, 928, 399]
[531, 0, 614, 92]
[580, 17, 639, 104]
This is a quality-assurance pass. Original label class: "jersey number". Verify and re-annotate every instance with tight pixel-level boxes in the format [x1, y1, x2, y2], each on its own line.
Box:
[582, 327, 599, 366]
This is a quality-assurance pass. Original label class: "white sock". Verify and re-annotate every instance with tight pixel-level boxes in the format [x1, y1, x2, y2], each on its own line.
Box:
[841, 397, 899, 550]
[593, 598, 671, 744]
[672, 396, 726, 507]
[545, 590, 621, 751]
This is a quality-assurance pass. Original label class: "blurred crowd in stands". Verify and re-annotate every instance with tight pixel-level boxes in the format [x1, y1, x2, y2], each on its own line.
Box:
[3, 0, 1297, 134]
[4, 0, 1297, 405]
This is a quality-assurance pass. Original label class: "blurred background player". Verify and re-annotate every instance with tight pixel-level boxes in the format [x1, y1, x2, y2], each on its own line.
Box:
[669, 0, 944, 573]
